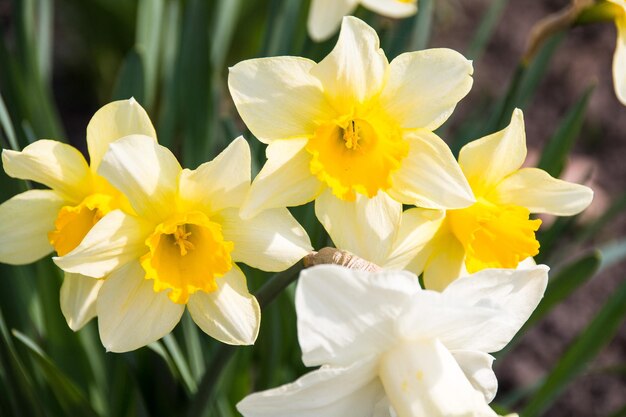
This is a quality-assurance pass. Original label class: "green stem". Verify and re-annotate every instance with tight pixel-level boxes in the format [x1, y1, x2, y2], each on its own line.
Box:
[186, 261, 304, 417]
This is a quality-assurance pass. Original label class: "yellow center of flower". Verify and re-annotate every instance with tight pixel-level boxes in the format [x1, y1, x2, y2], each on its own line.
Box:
[306, 115, 408, 201]
[140, 211, 234, 304]
[447, 199, 542, 273]
[48, 194, 114, 256]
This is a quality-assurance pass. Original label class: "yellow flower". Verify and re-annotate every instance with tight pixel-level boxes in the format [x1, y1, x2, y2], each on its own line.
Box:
[609, 0, 626, 104]
[409, 109, 594, 291]
[0, 98, 156, 330]
[308, 0, 418, 41]
[55, 136, 312, 352]
[229, 17, 475, 225]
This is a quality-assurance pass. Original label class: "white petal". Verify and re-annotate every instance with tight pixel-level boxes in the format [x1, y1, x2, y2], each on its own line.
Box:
[379, 338, 496, 417]
[388, 130, 474, 209]
[188, 266, 260, 345]
[2, 140, 90, 201]
[614, 18, 626, 105]
[315, 189, 402, 266]
[458, 109, 526, 196]
[240, 139, 323, 219]
[228, 57, 333, 143]
[488, 167, 593, 216]
[0, 190, 66, 265]
[361, 0, 417, 18]
[296, 264, 420, 367]
[179, 137, 251, 214]
[216, 208, 312, 272]
[380, 49, 473, 131]
[98, 135, 180, 221]
[54, 210, 152, 278]
[60, 272, 103, 331]
[86, 98, 157, 171]
[96, 261, 184, 352]
[311, 16, 388, 112]
[420, 226, 466, 291]
[451, 350, 498, 403]
[382, 208, 445, 270]
[307, 0, 358, 42]
[237, 358, 382, 417]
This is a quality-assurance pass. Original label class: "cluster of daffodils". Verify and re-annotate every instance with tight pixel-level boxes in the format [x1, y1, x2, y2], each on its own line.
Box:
[0, 15, 593, 417]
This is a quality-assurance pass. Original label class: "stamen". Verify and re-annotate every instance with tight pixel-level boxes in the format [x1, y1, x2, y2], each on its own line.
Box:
[173, 225, 195, 256]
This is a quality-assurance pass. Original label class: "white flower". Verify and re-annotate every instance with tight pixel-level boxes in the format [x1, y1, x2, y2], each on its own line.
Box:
[237, 264, 548, 417]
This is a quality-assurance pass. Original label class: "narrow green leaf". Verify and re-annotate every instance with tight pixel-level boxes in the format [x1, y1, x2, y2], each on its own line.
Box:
[0, 92, 18, 151]
[182, 312, 205, 383]
[466, 0, 508, 61]
[135, 0, 164, 110]
[538, 85, 594, 177]
[35, 0, 53, 82]
[521, 275, 626, 417]
[210, 0, 244, 71]
[112, 48, 146, 104]
[409, 0, 433, 52]
[577, 191, 626, 243]
[163, 333, 197, 393]
[598, 238, 626, 272]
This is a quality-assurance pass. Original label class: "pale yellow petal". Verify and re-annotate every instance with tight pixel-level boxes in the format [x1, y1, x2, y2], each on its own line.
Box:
[54, 210, 153, 278]
[361, 0, 418, 18]
[614, 16, 626, 105]
[0, 190, 66, 265]
[216, 207, 312, 272]
[315, 189, 402, 266]
[311, 16, 388, 112]
[86, 98, 157, 171]
[388, 130, 474, 209]
[2, 140, 90, 201]
[240, 139, 323, 219]
[381, 48, 473, 131]
[307, 0, 359, 42]
[179, 137, 250, 214]
[188, 266, 260, 345]
[60, 272, 103, 331]
[458, 109, 526, 196]
[421, 226, 466, 292]
[96, 261, 184, 352]
[228, 57, 332, 143]
[98, 135, 180, 221]
[488, 167, 593, 216]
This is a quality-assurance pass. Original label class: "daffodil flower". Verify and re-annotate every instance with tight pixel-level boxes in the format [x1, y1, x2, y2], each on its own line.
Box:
[55, 135, 311, 352]
[609, 0, 626, 104]
[229, 16, 475, 228]
[409, 109, 593, 291]
[237, 264, 548, 417]
[308, 0, 418, 41]
[0, 99, 156, 330]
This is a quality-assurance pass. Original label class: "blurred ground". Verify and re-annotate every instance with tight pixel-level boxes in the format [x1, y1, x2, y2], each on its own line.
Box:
[433, 1, 626, 416]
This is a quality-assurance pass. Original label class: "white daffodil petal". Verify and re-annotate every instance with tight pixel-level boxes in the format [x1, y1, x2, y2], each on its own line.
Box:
[188, 266, 260, 345]
[86, 98, 156, 171]
[614, 17, 626, 105]
[240, 139, 323, 219]
[315, 190, 402, 266]
[237, 358, 382, 417]
[389, 130, 474, 209]
[489, 167, 593, 216]
[312, 16, 388, 111]
[458, 109, 526, 195]
[98, 135, 180, 221]
[228, 57, 332, 143]
[442, 265, 549, 352]
[60, 272, 103, 331]
[451, 350, 498, 403]
[179, 137, 251, 213]
[216, 208, 311, 272]
[54, 210, 152, 278]
[307, 0, 359, 42]
[381, 49, 473, 131]
[0, 190, 65, 265]
[97, 261, 184, 352]
[380, 339, 496, 417]
[421, 227, 466, 291]
[361, 0, 418, 18]
[383, 208, 445, 270]
[2, 140, 90, 201]
[297, 265, 421, 367]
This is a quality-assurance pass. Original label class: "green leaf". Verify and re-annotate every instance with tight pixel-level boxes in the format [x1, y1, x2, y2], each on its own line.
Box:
[0, 92, 18, 151]
[466, 0, 509, 61]
[135, 0, 164, 109]
[13, 330, 100, 417]
[112, 47, 145, 103]
[409, 0, 434, 52]
[521, 274, 626, 417]
[163, 333, 197, 394]
[598, 238, 626, 272]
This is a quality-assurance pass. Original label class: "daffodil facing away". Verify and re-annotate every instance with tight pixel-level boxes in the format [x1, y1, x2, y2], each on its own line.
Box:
[409, 109, 593, 291]
[308, 0, 418, 41]
[609, 0, 626, 104]
[229, 16, 475, 224]
[0, 99, 156, 331]
[237, 264, 549, 417]
[55, 136, 311, 352]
